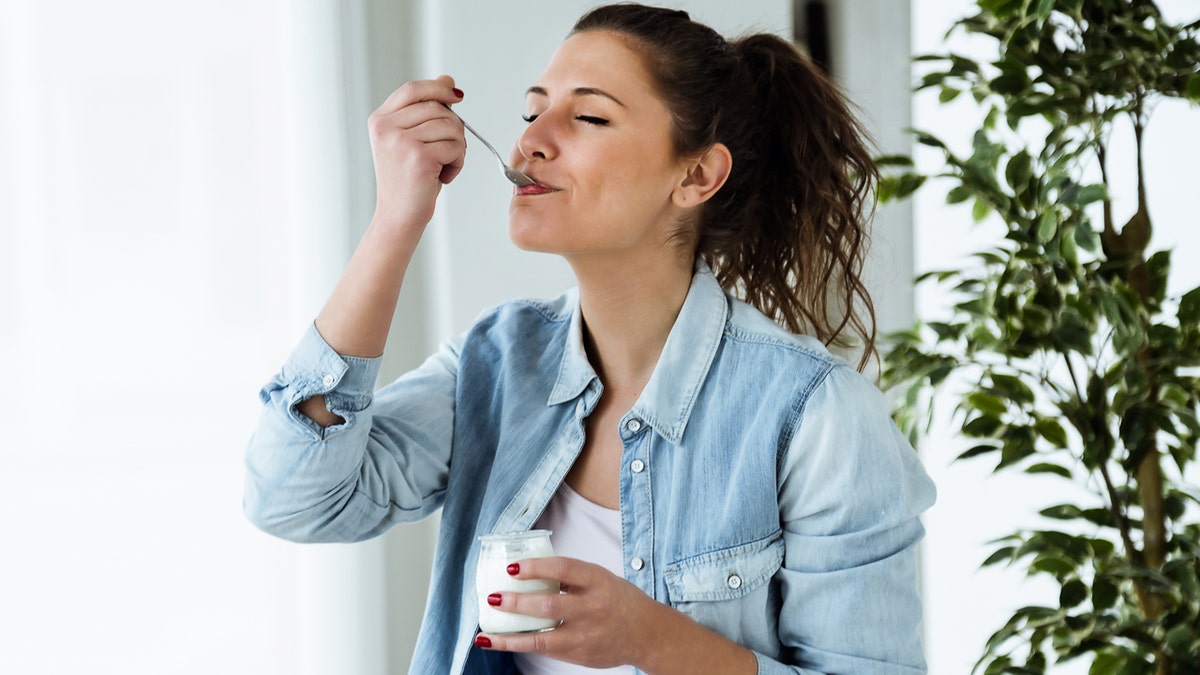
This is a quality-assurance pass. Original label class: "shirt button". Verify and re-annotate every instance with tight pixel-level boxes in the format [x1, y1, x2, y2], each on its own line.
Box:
[727, 574, 743, 590]
[630, 459, 645, 473]
[626, 419, 642, 433]
[630, 557, 645, 571]
[321, 374, 335, 387]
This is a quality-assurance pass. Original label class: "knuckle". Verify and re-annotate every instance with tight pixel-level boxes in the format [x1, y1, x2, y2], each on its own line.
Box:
[552, 558, 572, 579]
[366, 112, 382, 133]
[538, 593, 562, 617]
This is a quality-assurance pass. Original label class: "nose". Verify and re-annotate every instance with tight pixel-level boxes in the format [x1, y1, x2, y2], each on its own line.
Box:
[512, 113, 556, 167]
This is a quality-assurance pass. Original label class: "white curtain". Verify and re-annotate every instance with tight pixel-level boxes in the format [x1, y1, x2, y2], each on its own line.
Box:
[0, 1, 387, 673]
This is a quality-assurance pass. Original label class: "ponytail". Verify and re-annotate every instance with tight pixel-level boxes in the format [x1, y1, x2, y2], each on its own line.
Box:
[573, 5, 879, 371]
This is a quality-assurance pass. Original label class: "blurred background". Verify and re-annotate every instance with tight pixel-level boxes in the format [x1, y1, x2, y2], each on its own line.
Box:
[1, 1, 1196, 673]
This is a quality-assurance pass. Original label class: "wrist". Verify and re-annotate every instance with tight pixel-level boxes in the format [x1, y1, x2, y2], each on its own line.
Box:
[365, 210, 427, 250]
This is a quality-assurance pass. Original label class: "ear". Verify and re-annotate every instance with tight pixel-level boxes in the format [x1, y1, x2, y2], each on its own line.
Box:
[672, 143, 732, 208]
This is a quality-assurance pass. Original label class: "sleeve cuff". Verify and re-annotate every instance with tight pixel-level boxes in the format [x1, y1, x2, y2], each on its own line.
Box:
[280, 322, 384, 410]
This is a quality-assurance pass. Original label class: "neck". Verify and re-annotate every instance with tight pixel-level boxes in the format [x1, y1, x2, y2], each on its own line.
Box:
[569, 252, 694, 392]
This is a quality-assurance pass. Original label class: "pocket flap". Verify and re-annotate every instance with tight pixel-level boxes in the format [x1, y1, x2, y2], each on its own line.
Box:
[664, 532, 784, 603]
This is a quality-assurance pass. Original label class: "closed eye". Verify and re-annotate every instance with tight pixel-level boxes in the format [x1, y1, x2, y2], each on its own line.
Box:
[522, 113, 609, 127]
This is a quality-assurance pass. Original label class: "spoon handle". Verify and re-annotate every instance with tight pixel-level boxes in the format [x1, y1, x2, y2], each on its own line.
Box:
[447, 108, 505, 165]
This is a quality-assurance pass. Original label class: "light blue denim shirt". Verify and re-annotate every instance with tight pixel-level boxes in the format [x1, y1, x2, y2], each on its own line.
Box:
[245, 262, 937, 675]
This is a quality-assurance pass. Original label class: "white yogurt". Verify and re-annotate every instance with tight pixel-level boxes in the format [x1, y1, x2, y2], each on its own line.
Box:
[476, 530, 560, 634]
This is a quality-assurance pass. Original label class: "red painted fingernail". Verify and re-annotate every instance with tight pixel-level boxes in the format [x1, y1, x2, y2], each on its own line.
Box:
[487, 593, 502, 606]
[475, 635, 492, 648]
[452, 87, 464, 98]
[507, 563, 519, 576]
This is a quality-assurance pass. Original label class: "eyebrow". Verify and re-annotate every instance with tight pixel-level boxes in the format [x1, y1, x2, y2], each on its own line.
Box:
[525, 85, 627, 108]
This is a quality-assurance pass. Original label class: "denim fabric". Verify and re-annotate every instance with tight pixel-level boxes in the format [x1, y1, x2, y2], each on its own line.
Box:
[244, 262, 937, 674]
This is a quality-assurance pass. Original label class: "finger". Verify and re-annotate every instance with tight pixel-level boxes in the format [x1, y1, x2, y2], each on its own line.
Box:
[508, 556, 591, 587]
[476, 627, 562, 655]
[486, 589, 568, 621]
[384, 115, 462, 146]
[368, 126, 465, 173]
[427, 137, 466, 184]
[382, 100, 461, 132]
[440, 160, 464, 185]
[375, 75, 461, 116]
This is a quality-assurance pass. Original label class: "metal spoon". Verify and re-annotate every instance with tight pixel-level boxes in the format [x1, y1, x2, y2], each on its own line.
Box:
[446, 108, 536, 187]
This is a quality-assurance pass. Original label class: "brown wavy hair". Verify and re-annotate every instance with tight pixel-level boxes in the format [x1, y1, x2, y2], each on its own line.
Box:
[574, 4, 879, 371]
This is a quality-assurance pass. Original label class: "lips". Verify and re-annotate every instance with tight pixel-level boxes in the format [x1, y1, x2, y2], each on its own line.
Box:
[515, 175, 560, 196]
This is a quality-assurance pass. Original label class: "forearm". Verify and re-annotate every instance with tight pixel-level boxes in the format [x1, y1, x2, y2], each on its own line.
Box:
[298, 215, 425, 427]
[315, 214, 424, 358]
[635, 601, 758, 675]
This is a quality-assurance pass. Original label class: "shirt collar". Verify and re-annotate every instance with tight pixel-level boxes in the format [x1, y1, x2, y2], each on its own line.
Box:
[547, 260, 729, 444]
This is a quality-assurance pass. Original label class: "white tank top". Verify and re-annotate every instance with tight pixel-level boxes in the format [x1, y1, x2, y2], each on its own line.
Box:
[512, 482, 635, 675]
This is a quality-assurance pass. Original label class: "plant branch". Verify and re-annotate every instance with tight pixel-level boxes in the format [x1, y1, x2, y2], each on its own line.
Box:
[1096, 127, 1114, 238]
[1063, 351, 1141, 566]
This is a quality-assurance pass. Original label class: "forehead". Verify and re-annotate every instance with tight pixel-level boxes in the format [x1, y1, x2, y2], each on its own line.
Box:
[532, 30, 659, 104]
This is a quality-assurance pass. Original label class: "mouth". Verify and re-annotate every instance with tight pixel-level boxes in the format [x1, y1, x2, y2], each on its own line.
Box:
[515, 177, 560, 196]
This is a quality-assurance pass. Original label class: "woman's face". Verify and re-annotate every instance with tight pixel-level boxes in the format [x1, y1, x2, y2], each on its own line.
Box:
[508, 30, 689, 260]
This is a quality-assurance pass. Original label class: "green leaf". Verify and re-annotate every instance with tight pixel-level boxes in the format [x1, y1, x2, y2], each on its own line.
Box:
[1060, 231, 1079, 267]
[1033, 0, 1054, 23]
[968, 391, 1009, 416]
[982, 545, 1017, 567]
[989, 373, 1035, 404]
[947, 185, 973, 204]
[1026, 462, 1072, 478]
[964, 414, 1004, 437]
[958, 443, 1000, 460]
[1073, 184, 1108, 206]
[1074, 223, 1100, 252]
[1186, 73, 1200, 103]
[1089, 650, 1126, 675]
[973, 198, 991, 222]
[1059, 579, 1088, 608]
[1092, 575, 1118, 611]
[1036, 211, 1058, 243]
[1032, 554, 1075, 577]
[1041, 504, 1085, 520]
[1165, 624, 1193, 655]
[1089, 538, 1115, 559]
[914, 131, 947, 148]
[991, 72, 1028, 95]
[883, 173, 927, 201]
[1081, 508, 1115, 528]
[875, 154, 915, 167]
[1034, 418, 1069, 447]
[1179, 286, 1200, 326]
[939, 86, 962, 103]
[1006, 151, 1032, 192]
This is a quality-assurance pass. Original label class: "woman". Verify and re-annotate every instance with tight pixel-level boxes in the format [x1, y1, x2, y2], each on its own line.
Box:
[245, 4, 936, 674]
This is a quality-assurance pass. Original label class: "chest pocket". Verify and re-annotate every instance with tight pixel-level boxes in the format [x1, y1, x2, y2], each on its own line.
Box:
[662, 531, 784, 655]
[664, 531, 784, 602]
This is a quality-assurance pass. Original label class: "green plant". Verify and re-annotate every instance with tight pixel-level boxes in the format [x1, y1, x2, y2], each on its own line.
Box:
[878, 1, 1200, 673]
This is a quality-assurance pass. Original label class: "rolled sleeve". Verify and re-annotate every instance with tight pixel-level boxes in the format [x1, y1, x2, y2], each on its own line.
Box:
[244, 323, 461, 543]
[273, 322, 385, 438]
[769, 365, 937, 674]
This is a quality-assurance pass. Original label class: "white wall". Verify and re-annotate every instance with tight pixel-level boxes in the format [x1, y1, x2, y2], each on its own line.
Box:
[0, 1, 375, 673]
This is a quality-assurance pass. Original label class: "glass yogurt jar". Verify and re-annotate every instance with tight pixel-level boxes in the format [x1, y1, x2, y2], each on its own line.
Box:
[476, 530, 561, 634]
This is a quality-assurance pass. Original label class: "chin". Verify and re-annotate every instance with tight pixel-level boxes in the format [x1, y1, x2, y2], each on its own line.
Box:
[508, 210, 562, 254]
